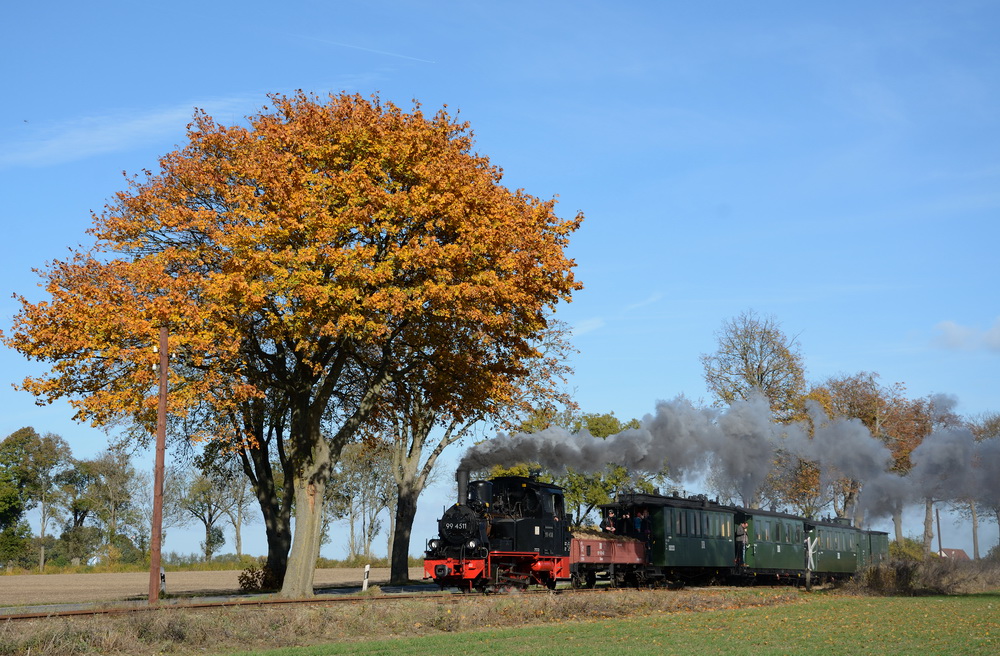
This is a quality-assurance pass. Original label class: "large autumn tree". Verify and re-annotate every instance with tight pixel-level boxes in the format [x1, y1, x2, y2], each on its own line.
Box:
[5, 91, 581, 597]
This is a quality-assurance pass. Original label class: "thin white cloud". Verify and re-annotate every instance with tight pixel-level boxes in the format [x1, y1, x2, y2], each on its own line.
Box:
[572, 318, 606, 337]
[933, 318, 1000, 353]
[625, 293, 663, 312]
[295, 34, 436, 64]
[572, 293, 663, 338]
[0, 98, 251, 170]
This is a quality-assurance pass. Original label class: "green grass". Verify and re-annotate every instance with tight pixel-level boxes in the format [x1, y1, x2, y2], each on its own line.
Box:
[232, 593, 1000, 656]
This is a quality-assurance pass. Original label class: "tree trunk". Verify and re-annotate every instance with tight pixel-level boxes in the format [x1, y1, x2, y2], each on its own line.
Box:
[281, 474, 326, 597]
[233, 507, 243, 558]
[390, 485, 421, 584]
[240, 424, 293, 587]
[280, 433, 331, 599]
[922, 498, 934, 558]
[263, 515, 291, 583]
[970, 500, 979, 560]
[892, 507, 904, 544]
[385, 493, 397, 564]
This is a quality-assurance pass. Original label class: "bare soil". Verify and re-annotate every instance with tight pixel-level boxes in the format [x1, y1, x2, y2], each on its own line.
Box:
[0, 567, 425, 607]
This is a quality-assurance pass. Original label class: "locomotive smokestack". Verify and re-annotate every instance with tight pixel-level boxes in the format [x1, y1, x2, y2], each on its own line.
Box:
[456, 468, 469, 506]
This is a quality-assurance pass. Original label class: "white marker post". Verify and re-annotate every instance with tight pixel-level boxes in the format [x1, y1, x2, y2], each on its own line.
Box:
[805, 536, 819, 591]
[362, 564, 370, 592]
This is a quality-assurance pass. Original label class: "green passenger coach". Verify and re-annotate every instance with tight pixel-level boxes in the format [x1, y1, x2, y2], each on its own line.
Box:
[587, 490, 890, 588]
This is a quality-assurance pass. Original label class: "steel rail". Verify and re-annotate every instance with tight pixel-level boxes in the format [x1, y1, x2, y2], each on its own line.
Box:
[0, 586, 622, 622]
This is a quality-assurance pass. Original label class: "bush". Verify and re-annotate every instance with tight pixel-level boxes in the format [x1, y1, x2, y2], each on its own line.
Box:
[888, 536, 928, 562]
[238, 557, 280, 592]
[854, 558, 1000, 595]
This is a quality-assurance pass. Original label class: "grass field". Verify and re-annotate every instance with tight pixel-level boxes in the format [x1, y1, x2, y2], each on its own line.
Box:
[4, 587, 997, 655]
[230, 593, 999, 656]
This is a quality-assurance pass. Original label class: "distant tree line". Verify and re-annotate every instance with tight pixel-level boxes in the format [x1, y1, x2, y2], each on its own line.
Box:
[699, 309, 1000, 559]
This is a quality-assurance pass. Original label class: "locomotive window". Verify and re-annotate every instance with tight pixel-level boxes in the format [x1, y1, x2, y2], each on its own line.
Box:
[554, 495, 564, 519]
[542, 494, 554, 515]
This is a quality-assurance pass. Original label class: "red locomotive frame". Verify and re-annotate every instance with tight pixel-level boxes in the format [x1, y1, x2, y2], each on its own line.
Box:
[424, 550, 571, 592]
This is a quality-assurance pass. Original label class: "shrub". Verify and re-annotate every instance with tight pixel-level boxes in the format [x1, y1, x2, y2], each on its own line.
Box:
[853, 557, 1000, 595]
[888, 536, 927, 562]
[238, 558, 280, 592]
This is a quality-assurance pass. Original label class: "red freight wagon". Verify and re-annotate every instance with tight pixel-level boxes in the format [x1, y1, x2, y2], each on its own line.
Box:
[569, 536, 645, 588]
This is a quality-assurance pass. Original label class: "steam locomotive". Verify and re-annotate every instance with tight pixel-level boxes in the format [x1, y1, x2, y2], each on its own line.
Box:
[424, 471, 570, 592]
[423, 473, 890, 591]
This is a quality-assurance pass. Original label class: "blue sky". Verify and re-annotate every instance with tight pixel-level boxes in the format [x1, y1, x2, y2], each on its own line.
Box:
[1, 2, 998, 558]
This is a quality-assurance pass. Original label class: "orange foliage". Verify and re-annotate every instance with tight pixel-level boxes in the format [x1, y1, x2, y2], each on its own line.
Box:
[4, 91, 582, 443]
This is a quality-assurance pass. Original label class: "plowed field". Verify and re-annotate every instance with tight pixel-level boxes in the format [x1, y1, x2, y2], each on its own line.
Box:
[0, 567, 423, 606]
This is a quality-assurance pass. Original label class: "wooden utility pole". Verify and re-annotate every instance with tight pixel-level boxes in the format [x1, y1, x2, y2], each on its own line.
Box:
[149, 326, 168, 604]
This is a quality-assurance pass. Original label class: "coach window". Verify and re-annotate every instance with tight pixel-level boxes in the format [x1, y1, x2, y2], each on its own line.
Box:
[774, 522, 782, 543]
[703, 513, 710, 536]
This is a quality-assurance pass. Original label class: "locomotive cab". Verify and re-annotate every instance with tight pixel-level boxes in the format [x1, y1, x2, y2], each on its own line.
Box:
[488, 477, 568, 556]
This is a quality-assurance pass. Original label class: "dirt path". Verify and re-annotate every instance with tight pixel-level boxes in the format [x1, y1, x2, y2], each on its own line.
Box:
[0, 567, 425, 607]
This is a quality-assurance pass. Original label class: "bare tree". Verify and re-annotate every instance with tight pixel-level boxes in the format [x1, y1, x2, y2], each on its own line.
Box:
[326, 442, 394, 560]
[88, 450, 146, 561]
[700, 310, 805, 508]
[174, 467, 235, 561]
[700, 309, 805, 421]
[959, 411, 1000, 558]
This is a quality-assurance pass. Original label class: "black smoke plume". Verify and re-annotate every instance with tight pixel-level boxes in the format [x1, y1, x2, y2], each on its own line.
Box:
[459, 393, 999, 517]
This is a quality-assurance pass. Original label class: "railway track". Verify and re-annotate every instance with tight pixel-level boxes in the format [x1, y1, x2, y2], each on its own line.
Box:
[0, 585, 626, 622]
